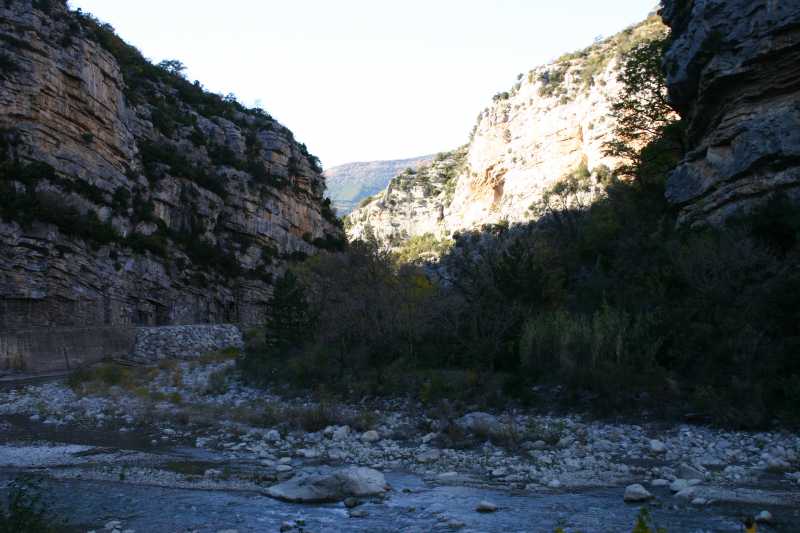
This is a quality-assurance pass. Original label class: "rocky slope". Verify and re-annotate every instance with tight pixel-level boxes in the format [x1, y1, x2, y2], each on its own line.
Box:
[347, 15, 667, 247]
[0, 0, 341, 329]
[662, 0, 800, 226]
[324, 154, 434, 215]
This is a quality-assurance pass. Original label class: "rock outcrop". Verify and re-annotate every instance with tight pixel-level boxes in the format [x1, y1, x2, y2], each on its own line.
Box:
[0, 0, 341, 329]
[347, 15, 666, 247]
[324, 155, 434, 215]
[662, 0, 800, 225]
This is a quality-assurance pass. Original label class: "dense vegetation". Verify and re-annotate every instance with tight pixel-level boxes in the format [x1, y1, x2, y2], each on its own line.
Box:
[243, 35, 800, 429]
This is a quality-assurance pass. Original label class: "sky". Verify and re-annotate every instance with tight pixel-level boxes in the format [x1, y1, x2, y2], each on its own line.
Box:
[67, 1, 656, 168]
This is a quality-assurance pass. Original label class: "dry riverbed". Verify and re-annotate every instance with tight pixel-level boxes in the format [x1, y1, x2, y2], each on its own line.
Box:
[0, 355, 798, 532]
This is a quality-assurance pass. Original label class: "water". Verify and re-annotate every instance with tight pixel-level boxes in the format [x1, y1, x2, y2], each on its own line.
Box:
[1, 415, 797, 532]
[1, 468, 796, 532]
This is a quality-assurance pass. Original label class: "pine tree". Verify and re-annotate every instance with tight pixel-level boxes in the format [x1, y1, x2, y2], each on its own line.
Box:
[266, 270, 310, 354]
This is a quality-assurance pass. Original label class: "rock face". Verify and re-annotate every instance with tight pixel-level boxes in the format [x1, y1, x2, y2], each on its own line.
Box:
[662, 0, 800, 225]
[0, 1, 341, 329]
[324, 155, 434, 215]
[347, 16, 666, 246]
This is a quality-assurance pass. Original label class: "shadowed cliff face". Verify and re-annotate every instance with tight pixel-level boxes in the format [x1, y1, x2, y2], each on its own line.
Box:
[662, 0, 800, 225]
[0, 0, 341, 329]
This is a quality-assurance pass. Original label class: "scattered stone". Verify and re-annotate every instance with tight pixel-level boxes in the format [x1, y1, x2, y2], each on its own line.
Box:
[678, 463, 706, 480]
[649, 439, 666, 453]
[624, 484, 653, 502]
[332, 426, 350, 441]
[475, 500, 498, 513]
[416, 449, 441, 463]
[756, 511, 774, 524]
[669, 479, 690, 492]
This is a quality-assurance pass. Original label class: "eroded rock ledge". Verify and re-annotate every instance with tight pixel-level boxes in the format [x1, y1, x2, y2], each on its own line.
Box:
[662, 0, 800, 225]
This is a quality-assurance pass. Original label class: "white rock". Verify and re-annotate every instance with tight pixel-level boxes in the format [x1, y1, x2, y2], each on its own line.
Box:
[361, 430, 380, 443]
[756, 510, 773, 524]
[475, 500, 498, 513]
[547, 479, 561, 488]
[265, 467, 388, 503]
[649, 440, 666, 453]
[624, 484, 653, 502]
[651, 479, 669, 487]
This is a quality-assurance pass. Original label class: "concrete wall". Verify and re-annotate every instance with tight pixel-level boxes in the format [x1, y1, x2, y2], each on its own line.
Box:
[0, 326, 136, 374]
[0, 324, 243, 376]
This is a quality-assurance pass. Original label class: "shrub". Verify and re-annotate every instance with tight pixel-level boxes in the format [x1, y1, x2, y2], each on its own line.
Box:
[0, 478, 62, 533]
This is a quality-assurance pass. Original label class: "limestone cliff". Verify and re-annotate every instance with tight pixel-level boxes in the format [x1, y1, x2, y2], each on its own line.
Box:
[0, 0, 342, 329]
[661, 0, 800, 225]
[347, 15, 667, 246]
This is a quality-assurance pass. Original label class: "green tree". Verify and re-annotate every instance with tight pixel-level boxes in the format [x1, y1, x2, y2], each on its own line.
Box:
[604, 36, 684, 181]
[157, 59, 187, 77]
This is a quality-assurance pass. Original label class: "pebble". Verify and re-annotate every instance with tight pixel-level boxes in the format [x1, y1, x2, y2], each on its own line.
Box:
[756, 510, 773, 523]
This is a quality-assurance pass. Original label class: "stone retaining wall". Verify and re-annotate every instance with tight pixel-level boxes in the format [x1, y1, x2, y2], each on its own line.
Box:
[129, 325, 244, 364]
[0, 324, 244, 375]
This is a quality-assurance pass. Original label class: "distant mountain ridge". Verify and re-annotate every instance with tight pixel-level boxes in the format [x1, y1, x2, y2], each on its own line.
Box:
[324, 155, 434, 215]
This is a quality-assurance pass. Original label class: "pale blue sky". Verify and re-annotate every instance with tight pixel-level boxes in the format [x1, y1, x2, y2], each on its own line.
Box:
[67, 1, 656, 168]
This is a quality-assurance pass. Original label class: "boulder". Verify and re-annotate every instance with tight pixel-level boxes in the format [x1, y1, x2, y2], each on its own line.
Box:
[265, 467, 389, 503]
[475, 500, 498, 513]
[624, 484, 654, 502]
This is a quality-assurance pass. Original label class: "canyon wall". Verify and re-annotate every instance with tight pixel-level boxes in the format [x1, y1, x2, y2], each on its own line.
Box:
[347, 15, 666, 246]
[0, 0, 341, 330]
[662, 0, 800, 225]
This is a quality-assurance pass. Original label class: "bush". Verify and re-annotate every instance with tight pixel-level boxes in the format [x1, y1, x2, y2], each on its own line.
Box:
[0, 478, 62, 533]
